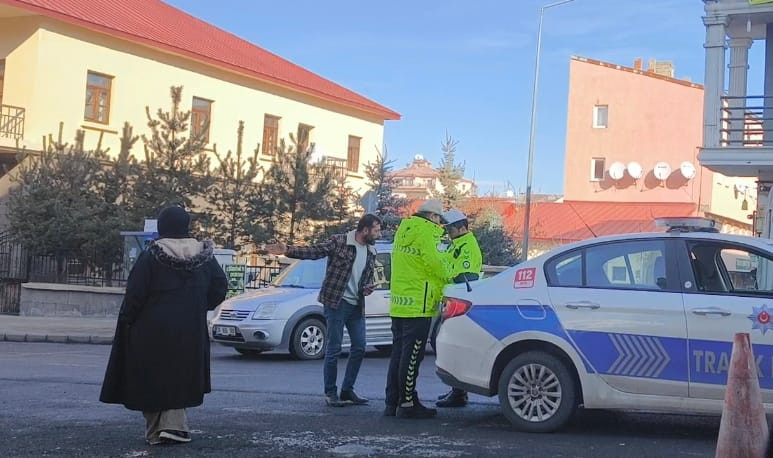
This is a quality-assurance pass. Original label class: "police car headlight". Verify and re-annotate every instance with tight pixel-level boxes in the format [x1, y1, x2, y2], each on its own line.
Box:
[252, 302, 278, 320]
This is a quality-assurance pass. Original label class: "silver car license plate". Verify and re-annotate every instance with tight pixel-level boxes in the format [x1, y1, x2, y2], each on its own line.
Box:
[213, 325, 237, 337]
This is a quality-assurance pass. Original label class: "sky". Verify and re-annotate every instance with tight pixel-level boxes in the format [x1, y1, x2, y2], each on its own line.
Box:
[165, 0, 754, 196]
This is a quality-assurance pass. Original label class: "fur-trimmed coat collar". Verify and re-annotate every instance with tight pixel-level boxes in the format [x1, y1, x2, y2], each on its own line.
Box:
[148, 239, 215, 271]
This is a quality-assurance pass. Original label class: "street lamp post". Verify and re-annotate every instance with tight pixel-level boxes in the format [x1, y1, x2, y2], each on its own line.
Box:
[521, 0, 574, 261]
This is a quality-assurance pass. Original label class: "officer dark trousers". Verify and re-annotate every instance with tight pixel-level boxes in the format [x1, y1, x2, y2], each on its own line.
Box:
[385, 317, 436, 418]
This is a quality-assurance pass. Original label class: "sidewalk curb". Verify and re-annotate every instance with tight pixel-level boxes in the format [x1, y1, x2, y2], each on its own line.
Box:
[1, 333, 114, 344]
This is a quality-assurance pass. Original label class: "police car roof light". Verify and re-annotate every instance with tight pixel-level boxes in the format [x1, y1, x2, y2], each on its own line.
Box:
[655, 217, 719, 233]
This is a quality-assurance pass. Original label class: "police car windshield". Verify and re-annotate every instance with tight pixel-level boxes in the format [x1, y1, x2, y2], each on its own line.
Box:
[272, 258, 326, 289]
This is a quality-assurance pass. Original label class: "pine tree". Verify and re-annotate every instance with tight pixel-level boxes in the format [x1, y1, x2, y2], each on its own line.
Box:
[364, 145, 407, 239]
[256, 132, 337, 244]
[310, 182, 360, 243]
[132, 86, 212, 221]
[436, 131, 466, 209]
[84, 123, 141, 284]
[469, 208, 520, 266]
[9, 124, 115, 280]
[206, 121, 262, 249]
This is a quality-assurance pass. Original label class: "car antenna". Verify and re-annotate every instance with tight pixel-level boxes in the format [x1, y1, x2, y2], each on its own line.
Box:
[567, 202, 597, 238]
[464, 274, 472, 292]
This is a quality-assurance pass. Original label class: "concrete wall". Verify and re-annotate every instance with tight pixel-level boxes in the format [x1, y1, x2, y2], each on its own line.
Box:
[20, 283, 124, 317]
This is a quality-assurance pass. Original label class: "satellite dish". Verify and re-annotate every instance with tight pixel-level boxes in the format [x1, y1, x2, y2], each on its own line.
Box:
[653, 162, 672, 181]
[680, 161, 696, 180]
[608, 162, 625, 181]
[627, 162, 643, 180]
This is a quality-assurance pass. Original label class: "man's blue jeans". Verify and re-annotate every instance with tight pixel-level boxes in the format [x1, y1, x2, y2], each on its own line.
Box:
[323, 299, 366, 395]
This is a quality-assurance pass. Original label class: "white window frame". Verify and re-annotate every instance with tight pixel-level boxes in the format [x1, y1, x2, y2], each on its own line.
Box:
[593, 105, 608, 129]
[590, 157, 605, 182]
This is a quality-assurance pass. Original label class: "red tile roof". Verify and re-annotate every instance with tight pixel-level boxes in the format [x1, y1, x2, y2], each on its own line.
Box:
[513, 201, 698, 242]
[1, 0, 400, 120]
[406, 198, 698, 243]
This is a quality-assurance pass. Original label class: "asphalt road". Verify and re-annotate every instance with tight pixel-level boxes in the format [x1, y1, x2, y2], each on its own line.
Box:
[0, 342, 721, 457]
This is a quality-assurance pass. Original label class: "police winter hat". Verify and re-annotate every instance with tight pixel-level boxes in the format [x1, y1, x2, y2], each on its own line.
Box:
[443, 209, 467, 226]
[157, 206, 191, 239]
[418, 199, 444, 216]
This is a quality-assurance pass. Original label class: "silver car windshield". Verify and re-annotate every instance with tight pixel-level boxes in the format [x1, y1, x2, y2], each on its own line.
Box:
[272, 258, 326, 289]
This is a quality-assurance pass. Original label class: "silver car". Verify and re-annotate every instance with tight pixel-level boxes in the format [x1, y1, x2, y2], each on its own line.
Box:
[210, 244, 394, 360]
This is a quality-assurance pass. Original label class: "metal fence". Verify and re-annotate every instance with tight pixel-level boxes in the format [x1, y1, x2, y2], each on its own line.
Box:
[0, 233, 288, 315]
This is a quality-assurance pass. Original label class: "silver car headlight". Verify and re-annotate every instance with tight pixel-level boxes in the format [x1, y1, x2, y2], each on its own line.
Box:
[252, 302, 278, 320]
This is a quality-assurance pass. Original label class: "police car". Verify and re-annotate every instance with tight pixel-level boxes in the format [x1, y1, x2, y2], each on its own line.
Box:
[435, 217, 773, 432]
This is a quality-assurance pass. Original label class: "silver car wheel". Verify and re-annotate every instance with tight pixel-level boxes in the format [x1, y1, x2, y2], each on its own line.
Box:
[299, 324, 325, 357]
[507, 363, 562, 423]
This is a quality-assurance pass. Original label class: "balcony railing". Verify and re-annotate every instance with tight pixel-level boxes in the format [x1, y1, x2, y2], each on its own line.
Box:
[321, 156, 348, 181]
[720, 95, 773, 147]
[0, 104, 24, 140]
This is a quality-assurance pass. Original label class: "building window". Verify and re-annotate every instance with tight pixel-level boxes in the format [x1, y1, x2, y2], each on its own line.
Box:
[347, 135, 361, 172]
[0, 59, 5, 105]
[191, 97, 212, 142]
[262, 114, 280, 155]
[593, 105, 608, 128]
[590, 157, 605, 181]
[297, 123, 313, 153]
[84, 71, 112, 124]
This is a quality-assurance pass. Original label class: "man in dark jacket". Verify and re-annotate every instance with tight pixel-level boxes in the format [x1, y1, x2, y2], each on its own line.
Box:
[266, 214, 382, 407]
[100, 206, 228, 445]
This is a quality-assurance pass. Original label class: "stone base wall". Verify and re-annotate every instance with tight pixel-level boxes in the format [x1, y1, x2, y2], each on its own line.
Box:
[20, 283, 124, 317]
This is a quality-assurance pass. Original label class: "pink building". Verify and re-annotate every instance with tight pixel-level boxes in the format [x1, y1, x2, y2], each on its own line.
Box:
[563, 56, 755, 231]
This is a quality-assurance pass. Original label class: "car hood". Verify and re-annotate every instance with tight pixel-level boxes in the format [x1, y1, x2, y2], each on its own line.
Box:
[220, 287, 318, 312]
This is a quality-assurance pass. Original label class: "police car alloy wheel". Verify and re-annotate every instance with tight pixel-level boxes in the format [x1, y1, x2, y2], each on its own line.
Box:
[498, 351, 577, 433]
[290, 317, 326, 360]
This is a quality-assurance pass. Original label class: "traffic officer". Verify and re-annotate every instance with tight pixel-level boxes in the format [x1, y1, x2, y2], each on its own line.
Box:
[385, 199, 450, 419]
[436, 209, 482, 408]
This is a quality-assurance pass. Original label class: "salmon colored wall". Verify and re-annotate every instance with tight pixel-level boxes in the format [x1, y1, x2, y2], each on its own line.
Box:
[563, 58, 756, 223]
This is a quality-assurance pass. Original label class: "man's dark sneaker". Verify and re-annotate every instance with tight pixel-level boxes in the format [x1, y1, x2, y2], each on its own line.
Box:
[383, 405, 397, 417]
[159, 430, 191, 443]
[340, 390, 369, 405]
[436, 393, 467, 408]
[396, 402, 437, 419]
[325, 392, 346, 407]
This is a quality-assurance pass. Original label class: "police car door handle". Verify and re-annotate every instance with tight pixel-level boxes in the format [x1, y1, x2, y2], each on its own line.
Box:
[691, 307, 731, 317]
[383, 293, 391, 299]
[565, 301, 600, 310]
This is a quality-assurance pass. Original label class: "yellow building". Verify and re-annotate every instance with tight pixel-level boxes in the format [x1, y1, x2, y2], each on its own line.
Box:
[0, 0, 399, 194]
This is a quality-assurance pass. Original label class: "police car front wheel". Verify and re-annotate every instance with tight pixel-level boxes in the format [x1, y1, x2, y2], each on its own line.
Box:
[498, 351, 577, 433]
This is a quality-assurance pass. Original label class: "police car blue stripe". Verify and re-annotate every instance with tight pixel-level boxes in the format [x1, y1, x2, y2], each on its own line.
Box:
[689, 338, 773, 389]
[465, 305, 595, 372]
[466, 304, 773, 387]
[568, 330, 688, 382]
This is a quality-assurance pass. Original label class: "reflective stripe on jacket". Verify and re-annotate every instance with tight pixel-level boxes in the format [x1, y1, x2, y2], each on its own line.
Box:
[390, 215, 449, 318]
[446, 231, 483, 283]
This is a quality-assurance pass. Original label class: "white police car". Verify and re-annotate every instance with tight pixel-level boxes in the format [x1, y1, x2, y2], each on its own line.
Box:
[436, 217, 773, 432]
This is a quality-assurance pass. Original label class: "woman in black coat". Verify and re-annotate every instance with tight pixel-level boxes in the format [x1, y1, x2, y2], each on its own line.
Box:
[100, 206, 228, 445]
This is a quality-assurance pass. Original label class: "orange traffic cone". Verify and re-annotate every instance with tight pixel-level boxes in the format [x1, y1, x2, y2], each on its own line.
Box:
[716, 332, 769, 458]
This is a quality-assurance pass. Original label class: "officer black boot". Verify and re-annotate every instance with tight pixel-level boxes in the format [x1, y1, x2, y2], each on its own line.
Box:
[437, 389, 453, 401]
[436, 388, 467, 408]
